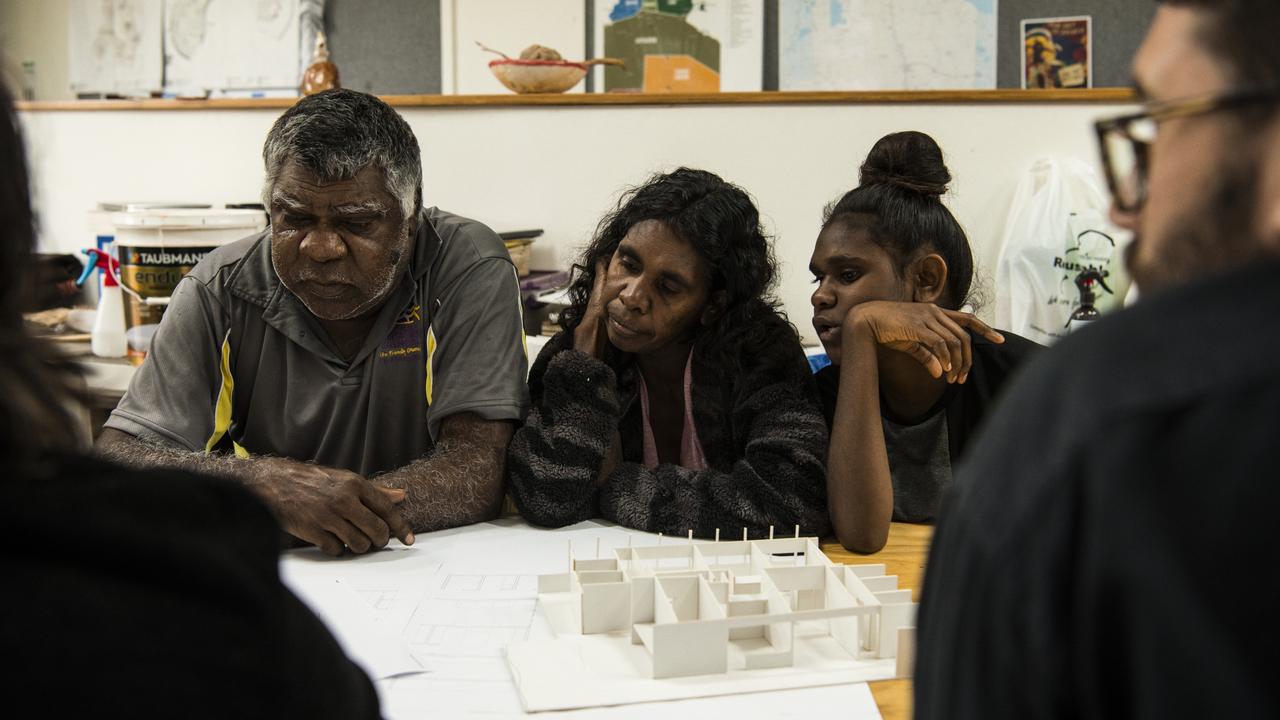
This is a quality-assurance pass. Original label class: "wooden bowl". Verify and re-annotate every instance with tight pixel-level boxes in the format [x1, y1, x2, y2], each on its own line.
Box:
[489, 59, 588, 94]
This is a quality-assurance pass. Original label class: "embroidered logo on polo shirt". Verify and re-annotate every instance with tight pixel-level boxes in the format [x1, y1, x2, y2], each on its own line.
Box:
[378, 303, 423, 360]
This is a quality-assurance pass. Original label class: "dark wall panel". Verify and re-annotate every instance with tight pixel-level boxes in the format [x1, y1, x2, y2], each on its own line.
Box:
[325, 0, 441, 95]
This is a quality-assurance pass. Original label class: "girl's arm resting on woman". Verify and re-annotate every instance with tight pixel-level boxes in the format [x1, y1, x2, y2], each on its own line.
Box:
[507, 342, 621, 527]
[597, 355, 830, 538]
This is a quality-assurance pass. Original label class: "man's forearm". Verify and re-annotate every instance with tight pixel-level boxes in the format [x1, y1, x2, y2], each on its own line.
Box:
[374, 414, 513, 533]
[94, 427, 255, 483]
[95, 427, 416, 553]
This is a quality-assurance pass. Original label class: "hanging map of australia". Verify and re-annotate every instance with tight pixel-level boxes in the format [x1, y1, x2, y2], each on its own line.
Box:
[781, 0, 998, 90]
[593, 0, 763, 93]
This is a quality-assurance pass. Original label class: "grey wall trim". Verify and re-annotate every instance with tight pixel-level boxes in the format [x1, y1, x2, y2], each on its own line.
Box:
[763, 0, 778, 91]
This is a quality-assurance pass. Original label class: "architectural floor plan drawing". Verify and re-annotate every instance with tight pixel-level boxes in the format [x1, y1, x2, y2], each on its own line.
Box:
[505, 535, 917, 712]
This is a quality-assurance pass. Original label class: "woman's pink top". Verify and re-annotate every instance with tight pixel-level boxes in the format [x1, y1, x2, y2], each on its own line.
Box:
[636, 351, 709, 470]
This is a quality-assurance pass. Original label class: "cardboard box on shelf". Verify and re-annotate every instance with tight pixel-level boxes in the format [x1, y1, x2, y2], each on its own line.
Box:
[505, 239, 533, 276]
[500, 229, 544, 277]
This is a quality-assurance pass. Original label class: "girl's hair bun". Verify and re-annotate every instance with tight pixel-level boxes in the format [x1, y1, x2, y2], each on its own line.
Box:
[858, 130, 951, 197]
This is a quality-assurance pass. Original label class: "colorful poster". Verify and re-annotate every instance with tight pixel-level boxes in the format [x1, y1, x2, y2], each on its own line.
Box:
[1022, 16, 1092, 89]
[592, 0, 764, 93]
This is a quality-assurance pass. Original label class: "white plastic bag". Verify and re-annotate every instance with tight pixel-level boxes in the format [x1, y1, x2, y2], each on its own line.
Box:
[994, 157, 1132, 344]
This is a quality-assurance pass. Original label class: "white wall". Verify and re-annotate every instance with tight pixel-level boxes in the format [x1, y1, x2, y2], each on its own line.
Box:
[0, 0, 72, 100]
[17, 100, 1129, 340]
[448, 0, 586, 94]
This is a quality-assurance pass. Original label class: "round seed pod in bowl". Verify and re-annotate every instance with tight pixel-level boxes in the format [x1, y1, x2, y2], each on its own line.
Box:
[519, 44, 563, 61]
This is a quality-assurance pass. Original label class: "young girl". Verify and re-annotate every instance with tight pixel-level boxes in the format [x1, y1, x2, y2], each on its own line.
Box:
[508, 168, 829, 538]
[811, 132, 1040, 553]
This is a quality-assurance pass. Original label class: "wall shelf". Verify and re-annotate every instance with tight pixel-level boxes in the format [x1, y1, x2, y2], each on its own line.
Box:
[15, 88, 1136, 112]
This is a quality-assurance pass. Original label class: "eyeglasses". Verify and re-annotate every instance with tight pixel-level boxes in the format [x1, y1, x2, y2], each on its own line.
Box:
[1094, 89, 1279, 212]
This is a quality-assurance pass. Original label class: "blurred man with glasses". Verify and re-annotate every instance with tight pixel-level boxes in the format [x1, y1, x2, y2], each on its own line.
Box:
[915, 2, 1280, 718]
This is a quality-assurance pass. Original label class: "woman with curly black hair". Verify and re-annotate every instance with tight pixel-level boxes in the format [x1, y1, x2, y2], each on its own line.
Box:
[507, 167, 830, 538]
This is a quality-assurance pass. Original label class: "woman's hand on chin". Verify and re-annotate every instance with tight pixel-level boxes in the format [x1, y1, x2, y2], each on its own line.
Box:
[574, 257, 611, 359]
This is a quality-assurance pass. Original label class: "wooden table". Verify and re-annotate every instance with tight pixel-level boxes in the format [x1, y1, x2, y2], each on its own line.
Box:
[822, 523, 934, 720]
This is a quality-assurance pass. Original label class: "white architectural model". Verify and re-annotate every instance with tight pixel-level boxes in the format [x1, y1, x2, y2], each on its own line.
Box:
[506, 533, 917, 712]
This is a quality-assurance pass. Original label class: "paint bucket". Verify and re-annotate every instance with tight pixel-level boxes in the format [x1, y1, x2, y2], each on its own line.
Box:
[110, 208, 267, 364]
[89, 202, 211, 303]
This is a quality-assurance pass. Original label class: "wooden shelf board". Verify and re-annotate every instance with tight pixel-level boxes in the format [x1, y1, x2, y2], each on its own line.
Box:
[16, 88, 1136, 112]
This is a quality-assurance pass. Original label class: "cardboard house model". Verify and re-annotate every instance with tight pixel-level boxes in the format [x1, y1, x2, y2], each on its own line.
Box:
[534, 535, 918, 680]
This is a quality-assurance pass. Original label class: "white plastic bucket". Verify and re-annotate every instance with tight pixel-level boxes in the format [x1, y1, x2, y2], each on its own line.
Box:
[111, 208, 266, 364]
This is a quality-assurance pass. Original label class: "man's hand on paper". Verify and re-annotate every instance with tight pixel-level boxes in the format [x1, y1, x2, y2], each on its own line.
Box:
[246, 456, 415, 555]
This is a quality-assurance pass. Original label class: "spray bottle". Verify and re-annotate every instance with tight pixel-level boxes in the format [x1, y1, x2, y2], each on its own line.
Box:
[75, 248, 127, 358]
[1066, 268, 1112, 333]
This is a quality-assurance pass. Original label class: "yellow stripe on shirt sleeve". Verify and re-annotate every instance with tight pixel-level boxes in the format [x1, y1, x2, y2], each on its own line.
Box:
[424, 324, 438, 405]
[205, 332, 242, 454]
[514, 267, 528, 360]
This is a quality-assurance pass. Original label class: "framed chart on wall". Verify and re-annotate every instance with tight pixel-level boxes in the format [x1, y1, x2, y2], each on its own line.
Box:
[591, 0, 765, 93]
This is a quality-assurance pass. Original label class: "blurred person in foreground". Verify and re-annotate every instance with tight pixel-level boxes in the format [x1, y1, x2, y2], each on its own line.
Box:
[0, 81, 379, 719]
[916, 1, 1280, 717]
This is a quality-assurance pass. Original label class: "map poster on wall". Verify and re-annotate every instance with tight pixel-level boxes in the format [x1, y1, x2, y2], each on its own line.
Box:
[780, 0, 997, 90]
[1022, 16, 1092, 89]
[592, 0, 764, 93]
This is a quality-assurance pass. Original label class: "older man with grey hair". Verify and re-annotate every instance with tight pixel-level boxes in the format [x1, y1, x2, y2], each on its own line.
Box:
[96, 90, 529, 555]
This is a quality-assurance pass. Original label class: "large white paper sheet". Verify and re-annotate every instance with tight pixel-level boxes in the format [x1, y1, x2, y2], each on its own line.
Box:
[163, 0, 303, 94]
[68, 0, 164, 95]
[278, 566, 424, 680]
[508, 623, 897, 712]
[381, 674, 881, 720]
[281, 520, 885, 719]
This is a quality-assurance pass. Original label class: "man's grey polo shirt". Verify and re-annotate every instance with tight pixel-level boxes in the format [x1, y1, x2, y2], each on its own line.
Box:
[105, 207, 530, 477]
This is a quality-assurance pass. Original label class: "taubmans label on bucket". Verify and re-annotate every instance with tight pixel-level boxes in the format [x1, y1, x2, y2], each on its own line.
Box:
[128, 249, 211, 266]
[118, 245, 218, 364]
